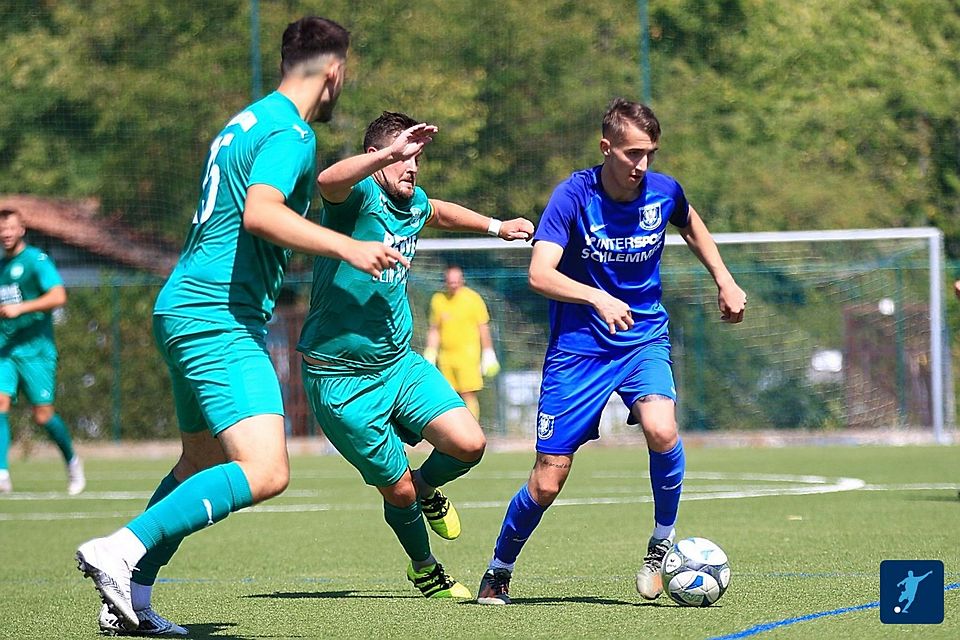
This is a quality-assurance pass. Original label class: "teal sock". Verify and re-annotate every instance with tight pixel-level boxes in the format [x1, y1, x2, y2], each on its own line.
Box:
[126, 462, 253, 549]
[0, 413, 8, 470]
[383, 500, 431, 563]
[133, 471, 183, 586]
[418, 450, 481, 489]
[41, 414, 74, 462]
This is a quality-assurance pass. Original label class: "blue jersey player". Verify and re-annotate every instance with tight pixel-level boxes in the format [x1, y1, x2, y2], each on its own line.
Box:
[477, 99, 746, 605]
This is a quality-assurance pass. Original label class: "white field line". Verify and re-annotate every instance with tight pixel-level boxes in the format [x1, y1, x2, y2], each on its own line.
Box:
[0, 488, 324, 501]
[0, 473, 872, 522]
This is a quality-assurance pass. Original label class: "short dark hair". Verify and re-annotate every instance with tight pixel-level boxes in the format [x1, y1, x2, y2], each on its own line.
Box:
[602, 98, 660, 143]
[364, 111, 419, 150]
[281, 16, 350, 75]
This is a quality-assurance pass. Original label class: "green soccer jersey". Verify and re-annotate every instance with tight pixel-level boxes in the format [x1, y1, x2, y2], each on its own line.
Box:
[297, 176, 432, 372]
[0, 245, 63, 358]
[154, 91, 318, 326]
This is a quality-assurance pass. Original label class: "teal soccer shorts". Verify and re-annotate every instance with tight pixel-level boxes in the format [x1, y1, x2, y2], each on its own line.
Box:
[0, 355, 57, 405]
[153, 315, 284, 435]
[302, 350, 465, 487]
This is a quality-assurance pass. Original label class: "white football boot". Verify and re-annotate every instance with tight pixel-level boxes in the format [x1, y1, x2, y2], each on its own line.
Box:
[99, 604, 188, 636]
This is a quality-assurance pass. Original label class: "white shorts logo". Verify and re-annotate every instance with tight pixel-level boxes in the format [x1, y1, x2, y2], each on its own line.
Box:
[536, 413, 555, 440]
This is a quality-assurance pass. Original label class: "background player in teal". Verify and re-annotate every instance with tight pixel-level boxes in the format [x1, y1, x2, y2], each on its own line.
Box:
[76, 17, 407, 636]
[477, 99, 746, 605]
[298, 111, 533, 599]
[0, 208, 84, 497]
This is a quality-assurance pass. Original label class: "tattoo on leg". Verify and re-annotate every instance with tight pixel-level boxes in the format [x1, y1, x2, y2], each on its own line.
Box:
[537, 460, 571, 470]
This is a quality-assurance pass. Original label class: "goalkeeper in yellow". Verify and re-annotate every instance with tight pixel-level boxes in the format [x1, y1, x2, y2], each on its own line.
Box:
[424, 265, 500, 419]
[298, 111, 533, 599]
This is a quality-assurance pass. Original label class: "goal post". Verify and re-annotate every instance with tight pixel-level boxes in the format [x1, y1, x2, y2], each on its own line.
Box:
[413, 228, 954, 444]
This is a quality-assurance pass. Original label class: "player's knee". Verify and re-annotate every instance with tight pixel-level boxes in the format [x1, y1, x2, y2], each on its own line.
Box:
[33, 405, 54, 425]
[380, 476, 418, 507]
[244, 462, 289, 501]
[257, 467, 289, 500]
[456, 430, 486, 463]
[528, 477, 562, 506]
[644, 423, 678, 452]
[436, 423, 486, 463]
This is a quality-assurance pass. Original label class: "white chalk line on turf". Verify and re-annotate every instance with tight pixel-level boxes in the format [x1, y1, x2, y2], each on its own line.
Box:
[0, 472, 867, 521]
[0, 488, 325, 502]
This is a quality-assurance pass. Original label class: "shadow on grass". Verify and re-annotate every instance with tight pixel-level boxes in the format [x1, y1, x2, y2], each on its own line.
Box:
[167, 621, 305, 640]
[244, 589, 417, 600]
[460, 595, 642, 606]
[910, 493, 960, 503]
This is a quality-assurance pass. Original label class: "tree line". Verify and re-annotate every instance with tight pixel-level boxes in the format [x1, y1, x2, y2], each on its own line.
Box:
[1, 0, 957, 253]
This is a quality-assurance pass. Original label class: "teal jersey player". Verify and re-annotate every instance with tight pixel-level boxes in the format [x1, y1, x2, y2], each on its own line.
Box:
[298, 175, 431, 371]
[0, 207, 84, 497]
[75, 18, 406, 636]
[0, 245, 62, 359]
[154, 91, 317, 326]
[297, 111, 534, 601]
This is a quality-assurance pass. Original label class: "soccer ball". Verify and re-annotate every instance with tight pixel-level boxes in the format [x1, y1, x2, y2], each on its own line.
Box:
[660, 537, 731, 607]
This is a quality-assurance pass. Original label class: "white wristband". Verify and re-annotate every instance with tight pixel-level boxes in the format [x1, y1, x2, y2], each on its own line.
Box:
[487, 218, 503, 237]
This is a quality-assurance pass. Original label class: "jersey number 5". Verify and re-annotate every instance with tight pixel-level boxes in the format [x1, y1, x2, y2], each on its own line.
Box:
[192, 110, 258, 225]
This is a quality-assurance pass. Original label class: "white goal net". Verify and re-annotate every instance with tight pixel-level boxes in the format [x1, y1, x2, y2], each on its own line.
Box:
[410, 228, 953, 444]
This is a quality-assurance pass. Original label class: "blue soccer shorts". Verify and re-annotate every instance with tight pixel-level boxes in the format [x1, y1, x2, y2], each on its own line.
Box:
[535, 338, 676, 455]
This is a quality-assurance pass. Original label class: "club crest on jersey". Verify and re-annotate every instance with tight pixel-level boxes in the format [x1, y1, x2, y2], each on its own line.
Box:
[639, 203, 662, 231]
[536, 412, 555, 440]
[9, 264, 23, 279]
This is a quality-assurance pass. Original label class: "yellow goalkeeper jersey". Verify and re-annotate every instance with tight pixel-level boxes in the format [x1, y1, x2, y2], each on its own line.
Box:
[429, 286, 489, 359]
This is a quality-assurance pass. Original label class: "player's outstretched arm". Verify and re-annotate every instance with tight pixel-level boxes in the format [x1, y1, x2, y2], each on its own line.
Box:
[528, 241, 633, 334]
[427, 199, 533, 241]
[243, 184, 409, 278]
[318, 123, 439, 203]
[677, 206, 746, 324]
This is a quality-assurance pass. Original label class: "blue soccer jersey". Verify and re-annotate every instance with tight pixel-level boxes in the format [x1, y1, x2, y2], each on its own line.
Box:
[533, 165, 690, 356]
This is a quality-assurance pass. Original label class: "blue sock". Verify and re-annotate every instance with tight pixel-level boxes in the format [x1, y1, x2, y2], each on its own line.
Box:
[649, 439, 685, 530]
[492, 484, 547, 566]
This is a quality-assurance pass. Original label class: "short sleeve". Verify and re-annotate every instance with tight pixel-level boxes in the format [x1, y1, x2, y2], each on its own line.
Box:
[534, 178, 580, 248]
[248, 127, 315, 200]
[34, 252, 63, 292]
[669, 181, 690, 227]
[473, 292, 490, 325]
[320, 176, 382, 229]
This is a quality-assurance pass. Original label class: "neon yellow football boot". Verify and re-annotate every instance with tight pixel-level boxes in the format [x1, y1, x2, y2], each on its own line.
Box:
[406, 562, 472, 598]
[420, 489, 461, 540]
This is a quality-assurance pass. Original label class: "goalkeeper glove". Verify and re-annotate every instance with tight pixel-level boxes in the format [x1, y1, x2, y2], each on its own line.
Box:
[423, 347, 438, 365]
[481, 348, 501, 377]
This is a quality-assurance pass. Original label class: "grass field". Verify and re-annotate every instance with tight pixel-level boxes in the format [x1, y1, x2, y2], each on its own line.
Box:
[0, 443, 957, 639]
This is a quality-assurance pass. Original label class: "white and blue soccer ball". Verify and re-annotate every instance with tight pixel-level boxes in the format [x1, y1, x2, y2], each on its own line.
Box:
[660, 537, 731, 607]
